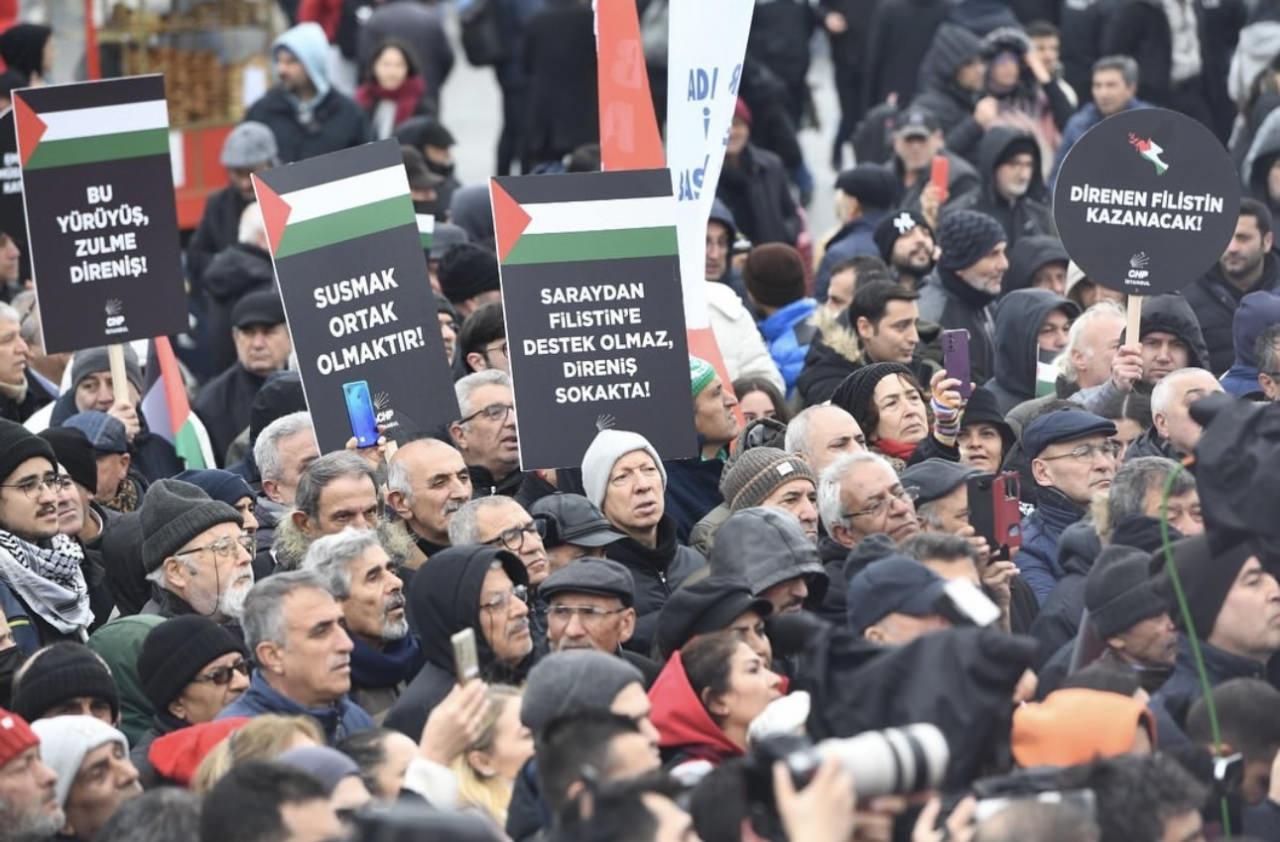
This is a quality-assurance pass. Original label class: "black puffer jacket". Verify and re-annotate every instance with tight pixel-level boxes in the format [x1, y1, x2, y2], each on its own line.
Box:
[244, 87, 370, 164]
[384, 546, 535, 740]
[605, 515, 706, 657]
[985, 288, 1078, 414]
[1184, 252, 1280, 376]
[951, 127, 1056, 248]
[1002, 235, 1069, 296]
[909, 24, 986, 163]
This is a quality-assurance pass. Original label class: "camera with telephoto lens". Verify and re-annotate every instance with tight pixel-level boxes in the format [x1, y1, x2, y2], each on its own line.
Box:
[744, 725, 949, 839]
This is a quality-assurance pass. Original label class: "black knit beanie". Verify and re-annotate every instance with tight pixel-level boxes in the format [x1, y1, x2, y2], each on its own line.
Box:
[1152, 534, 1256, 639]
[12, 642, 119, 723]
[139, 479, 243, 573]
[138, 616, 246, 714]
[744, 243, 807, 309]
[1085, 547, 1167, 639]
[874, 210, 932, 262]
[938, 210, 1006, 270]
[0, 419, 56, 486]
[38, 427, 98, 494]
[830, 362, 915, 430]
[438, 243, 500, 304]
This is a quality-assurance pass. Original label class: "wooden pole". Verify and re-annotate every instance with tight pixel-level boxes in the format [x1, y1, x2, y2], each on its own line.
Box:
[1126, 294, 1143, 345]
[107, 343, 128, 406]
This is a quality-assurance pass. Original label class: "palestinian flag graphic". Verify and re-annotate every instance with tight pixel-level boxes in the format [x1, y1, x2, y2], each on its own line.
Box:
[254, 141, 414, 260]
[417, 213, 434, 251]
[14, 75, 170, 171]
[1128, 132, 1169, 175]
[490, 169, 678, 265]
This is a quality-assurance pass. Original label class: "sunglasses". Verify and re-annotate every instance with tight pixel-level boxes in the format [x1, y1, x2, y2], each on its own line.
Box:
[191, 658, 250, 686]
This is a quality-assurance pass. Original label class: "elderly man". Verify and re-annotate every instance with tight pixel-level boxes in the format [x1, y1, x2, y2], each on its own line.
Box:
[717, 447, 820, 543]
[784, 404, 866, 475]
[449, 496, 550, 587]
[530, 494, 625, 575]
[1127, 368, 1223, 461]
[581, 429, 705, 656]
[0, 302, 53, 424]
[900, 459, 980, 535]
[710, 508, 828, 616]
[847, 556, 954, 645]
[138, 479, 252, 626]
[301, 528, 417, 720]
[664, 358, 740, 541]
[539, 559, 658, 684]
[274, 452, 399, 572]
[386, 438, 471, 570]
[1019, 410, 1118, 604]
[30, 716, 141, 842]
[219, 570, 374, 742]
[0, 707, 63, 840]
[450, 370, 523, 497]
[1060, 301, 1125, 393]
[252, 410, 318, 574]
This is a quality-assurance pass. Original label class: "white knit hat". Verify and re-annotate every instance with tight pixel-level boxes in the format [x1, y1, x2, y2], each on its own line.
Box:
[31, 715, 129, 809]
[580, 429, 667, 509]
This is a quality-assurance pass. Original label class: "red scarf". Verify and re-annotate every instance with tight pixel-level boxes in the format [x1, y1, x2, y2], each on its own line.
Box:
[354, 76, 427, 126]
[874, 437, 918, 462]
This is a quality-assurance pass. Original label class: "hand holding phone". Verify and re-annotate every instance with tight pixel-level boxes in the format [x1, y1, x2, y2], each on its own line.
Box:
[967, 472, 1022, 560]
[930, 155, 950, 204]
[343, 380, 380, 448]
[941, 329, 972, 399]
[452, 628, 480, 684]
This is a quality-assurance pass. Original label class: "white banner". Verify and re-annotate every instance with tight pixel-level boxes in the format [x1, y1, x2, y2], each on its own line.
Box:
[666, 0, 755, 331]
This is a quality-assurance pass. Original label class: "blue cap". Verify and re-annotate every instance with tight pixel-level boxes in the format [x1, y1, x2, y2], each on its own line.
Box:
[846, 556, 949, 634]
[175, 469, 254, 508]
[1021, 410, 1117, 460]
[63, 411, 128, 454]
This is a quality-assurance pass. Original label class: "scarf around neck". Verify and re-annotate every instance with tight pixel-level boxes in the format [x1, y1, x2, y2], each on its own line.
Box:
[0, 530, 92, 635]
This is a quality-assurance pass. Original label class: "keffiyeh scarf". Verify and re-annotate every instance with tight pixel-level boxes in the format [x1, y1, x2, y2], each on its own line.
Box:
[0, 530, 92, 635]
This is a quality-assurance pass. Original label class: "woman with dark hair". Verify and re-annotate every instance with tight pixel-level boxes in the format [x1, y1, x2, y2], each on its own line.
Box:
[336, 728, 419, 802]
[732, 377, 791, 425]
[355, 40, 434, 140]
[648, 631, 783, 772]
[831, 363, 967, 471]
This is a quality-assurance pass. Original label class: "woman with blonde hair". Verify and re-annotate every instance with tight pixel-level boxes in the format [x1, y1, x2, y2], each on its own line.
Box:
[450, 685, 533, 827]
[191, 714, 323, 793]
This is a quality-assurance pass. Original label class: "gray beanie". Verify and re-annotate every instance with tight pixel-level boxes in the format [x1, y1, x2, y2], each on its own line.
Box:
[580, 429, 667, 510]
[70, 346, 143, 394]
[221, 121, 279, 168]
[520, 650, 643, 735]
[140, 479, 243, 573]
[719, 447, 816, 511]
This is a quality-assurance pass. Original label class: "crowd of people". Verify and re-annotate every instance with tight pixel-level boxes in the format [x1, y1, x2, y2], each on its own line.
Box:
[0, 0, 1276, 841]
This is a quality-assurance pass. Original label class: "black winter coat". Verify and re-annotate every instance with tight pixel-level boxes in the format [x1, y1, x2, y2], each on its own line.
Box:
[0, 373, 54, 425]
[917, 269, 998, 384]
[950, 127, 1056, 249]
[1101, 0, 1196, 109]
[244, 88, 370, 165]
[605, 515, 706, 657]
[908, 24, 986, 164]
[1027, 521, 1100, 667]
[201, 243, 276, 375]
[861, 0, 950, 107]
[185, 187, 249, 288]
[521, 1, 598, 167]
[716, 144, 802, 247]
[195, 364, 266, 467]
[1184, 253, 1280, 376]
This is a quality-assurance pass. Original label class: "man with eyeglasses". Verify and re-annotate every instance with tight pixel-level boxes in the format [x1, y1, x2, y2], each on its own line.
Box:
[818, 451, 921, 553]
[1019, 409, 1119, 604]
[459, 303, 508, 375]
[134, 615, 248, 760]
[385, 546, 536, 741]
[450, 370, 525, 498]
[450, 496, 550, 645]
[137, 479, 254, 629]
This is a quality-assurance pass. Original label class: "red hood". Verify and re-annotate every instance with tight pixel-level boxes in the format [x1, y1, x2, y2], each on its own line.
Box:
[149, 717, 250, 786]
[648, 652, 743, 763]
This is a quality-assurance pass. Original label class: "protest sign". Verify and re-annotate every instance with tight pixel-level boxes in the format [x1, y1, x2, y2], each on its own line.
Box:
[1054, 108, 1239, 298]
[13, 75, 186, 354]
[253, 139, 459, 453]
[0, 110, 29, 284]
[595, 0, 664, 172]
[490, 168, 697, 470]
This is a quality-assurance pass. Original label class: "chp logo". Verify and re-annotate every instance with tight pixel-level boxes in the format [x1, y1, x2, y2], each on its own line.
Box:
[373, 391, 399, 431]
[1127, 251, 1151, 286]
[104, 298, 129, 336]
[1128, 133, 1168, 176]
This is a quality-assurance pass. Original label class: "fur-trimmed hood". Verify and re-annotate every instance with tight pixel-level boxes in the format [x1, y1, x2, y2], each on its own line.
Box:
[271, 515, 418, 572]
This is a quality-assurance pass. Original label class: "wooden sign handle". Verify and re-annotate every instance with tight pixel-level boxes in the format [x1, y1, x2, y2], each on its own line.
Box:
[107, 344, 129, 406]
[1126, 294, 1143, 346]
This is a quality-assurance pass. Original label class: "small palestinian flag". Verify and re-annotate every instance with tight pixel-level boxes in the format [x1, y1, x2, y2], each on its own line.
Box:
[417, 213, 434, 251]
[1128, 132, 1169, 176]
[1035, 348, 1060, 398]
[490, 169, 677, 266]
[255, 141, 414, 260]
[141, 336, 207, 470]
[14, 75, 170, 171]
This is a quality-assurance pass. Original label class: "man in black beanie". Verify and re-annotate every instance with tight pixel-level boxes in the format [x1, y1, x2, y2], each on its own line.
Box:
[11, 642, 119, 725]
[875, 209, 936, 291]
[815, 165, 898, 300]
[1151, 535, 1280, 746]
[437, 243, 501, 319]
[1085, 553, 1177, 692]
[137, 479, 252, 628]
[918, 209, 1008, 383]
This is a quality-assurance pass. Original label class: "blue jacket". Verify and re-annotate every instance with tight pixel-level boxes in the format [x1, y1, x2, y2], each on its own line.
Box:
[1016, 488, 1088, 605]
[1050, 99, 1152, 189]
[814, 212, 886, 300]
[1221, 363, 1264, 398]
[219, 670, 374, 744]
[759, 298, 818, 396]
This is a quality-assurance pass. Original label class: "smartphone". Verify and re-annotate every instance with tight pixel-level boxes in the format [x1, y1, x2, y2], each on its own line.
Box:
[939, 578, 1002, 627]
[941, 329, 972, 399]
[451, 628, 479, 684]
[967, 472, 1022, 559]
[930, 155, 950, 204]
[342, 380, 379, 448]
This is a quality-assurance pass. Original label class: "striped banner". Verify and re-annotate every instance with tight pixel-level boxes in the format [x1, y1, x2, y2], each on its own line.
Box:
[254, 142, 415, 260]
[416, 213, 435, 250]
[490, 169, 677, 266]
[15, 76, 171, 170]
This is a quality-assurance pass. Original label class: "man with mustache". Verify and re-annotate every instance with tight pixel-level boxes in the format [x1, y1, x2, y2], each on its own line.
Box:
[709, 507, 828, 617]
[386, 438, 472, 578]
[219, 570, 374, 743]
[0, 706, 63, 842]
[874, 210, 936, 292]
[301, 528, 418, 720]
[538, 559, 657, 685]
[450, 496, 550, 645]
[138, 480, 253, 634]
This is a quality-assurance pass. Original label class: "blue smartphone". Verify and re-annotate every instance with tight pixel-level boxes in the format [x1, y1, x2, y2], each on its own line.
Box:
[343, 380, 380, 448]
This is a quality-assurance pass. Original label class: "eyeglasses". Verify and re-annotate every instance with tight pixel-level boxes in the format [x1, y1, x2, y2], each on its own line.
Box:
[548, 604, 628, 624]
[480, 585, 529, 613]
[1039, 441, 1122, 463]
[175, 534, 255, 560]
[482, 341, 508, 358]
[0, 473, 72, 500]
[191, 658, 250, 686]
[459, 402, 514, 425]
[844, 486, 920, 520]
[485, 521, 542, 552]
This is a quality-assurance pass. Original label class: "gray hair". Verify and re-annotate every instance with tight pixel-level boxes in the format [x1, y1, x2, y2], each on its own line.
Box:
[1093, 54, 1139, 88]
[785, 404, 856, 458]
[900, 531, 980, 565]
[915, 500, 947, 532]
[9, 292, 39, 345]
[1150, 367, 1214, 420]
[454, 370, 510, 420]
[0, 302, 18, 329]
[1060, 301, 1125, 383]
[301, 527, 383, 601]
[243, 570, 329, 651]
[817, 451, 895, 529]
[254, 411, 314, 484]
[1107, 456, 1196, 527]
[448, 495, 516, 546]
[294, 451, 378, 520]
[386, 438, 459, 505]
[1257, 324, 1280, 376]
[95, 788, 202, 842]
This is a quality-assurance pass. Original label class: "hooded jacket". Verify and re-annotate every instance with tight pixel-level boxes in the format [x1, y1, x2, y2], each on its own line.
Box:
[704, 282, 785, 394]
[951, 127, 1056, 248]
[605, 515, 706, 657]
[709, 509, 830, 608]
[219, 669, 374, 743]
[245, 25, 370, 164]
[384, 546, 534, 740]
[1243, 103, 1280, 217]
[1185, 252, 1280, 375]
[985, 288, 1078, 414]
[1017, 487, 1090, 604]
[199, 242, 276, 375]
[1002, 236, 1070, 296]
[648, 650, 744, 769]
[1027, 520, 1101, 667]
[909, 24, 987, 162]
[1221, 290, 1280, 397]
[918, 269, 998, 384]
[759, 298, 819, 396]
